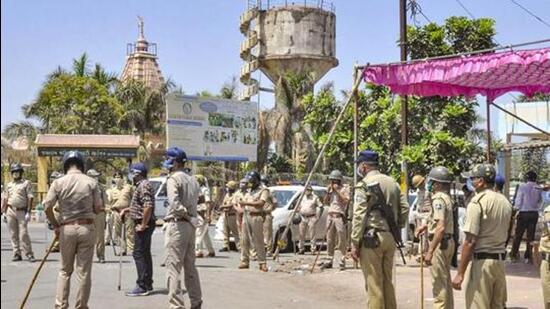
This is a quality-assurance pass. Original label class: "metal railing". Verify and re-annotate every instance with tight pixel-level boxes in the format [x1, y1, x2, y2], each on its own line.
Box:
[247, 0, 335, 13]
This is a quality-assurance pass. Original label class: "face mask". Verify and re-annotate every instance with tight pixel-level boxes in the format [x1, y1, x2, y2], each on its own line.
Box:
[356, 166, 365, 178]
[426, 180, 434, 193]
[466, 178, 475, 192]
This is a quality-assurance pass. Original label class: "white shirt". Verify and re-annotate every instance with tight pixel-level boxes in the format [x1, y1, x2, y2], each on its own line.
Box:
[514, 181, 543, 212]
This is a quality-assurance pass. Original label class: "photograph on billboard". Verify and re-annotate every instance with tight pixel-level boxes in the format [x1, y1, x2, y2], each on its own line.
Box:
[166, 94, 258, 161]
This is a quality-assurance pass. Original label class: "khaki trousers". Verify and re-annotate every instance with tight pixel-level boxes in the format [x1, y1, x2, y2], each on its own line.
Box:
[360, 231, 396, 309]
[104, 211, 114, 244]
[263, 214, 273, 253]
[240, 214, 266, 264]
[113, 211, 134, 252]
[166, 221, 202, 309]
[465, 258, 507, 309]
[430, 239, 454, 309]
[327, 215, 346, 260]
[541, 259, 550, 309]
[299, 216, 318, 251]
[55, 224, 96, 309]
[195, 214, 214, 254]
[223, 213, 240, 249]
[94, 212, 106, 259]
[6, 208, 33, 257]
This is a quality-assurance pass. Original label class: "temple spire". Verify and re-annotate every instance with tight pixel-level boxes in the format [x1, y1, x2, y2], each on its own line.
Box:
[138, 16, 145, 40]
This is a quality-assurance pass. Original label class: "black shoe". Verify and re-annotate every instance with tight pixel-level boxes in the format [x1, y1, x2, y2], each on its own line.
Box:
[12, 254, 22, 262]
[298, 249, 305, 255]
[219, 247, 229, 252]
[27, 255, 36, 263]
[320, 262, 333, 269]
[147, 286, 153, 292]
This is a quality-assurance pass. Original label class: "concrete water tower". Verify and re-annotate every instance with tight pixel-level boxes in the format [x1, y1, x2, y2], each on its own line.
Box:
[239, 1, 338, 168]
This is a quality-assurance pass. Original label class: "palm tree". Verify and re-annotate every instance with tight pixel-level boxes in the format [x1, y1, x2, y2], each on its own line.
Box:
[2, 121, 42, 142]
[72, 53, 90, 77]
[219, 76, 239, 99]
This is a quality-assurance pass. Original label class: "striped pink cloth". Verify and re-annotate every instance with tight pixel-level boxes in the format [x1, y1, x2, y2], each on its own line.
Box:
[362, 48, 550, 101]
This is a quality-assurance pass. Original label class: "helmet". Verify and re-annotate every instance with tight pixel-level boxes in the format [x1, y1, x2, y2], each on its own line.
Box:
[260, 175, 269, 186]
[86, 169, 101, 178]
[10, 163, 23, 173]
[427, 166, 452, 183]
[411, 175, 425, 188]
[461, 163, 496, 182]
[195, 174, 207, 186]
[495, 174, 506, 190]
[328, 170, 343, 181]
[163, 147, 187, 170]
[226, 180, 238, 190]
[49, 171, 63, 180]
[62, 150, 85, 173]
[245, 171, 261, 185]
[129, 162, 148, 177]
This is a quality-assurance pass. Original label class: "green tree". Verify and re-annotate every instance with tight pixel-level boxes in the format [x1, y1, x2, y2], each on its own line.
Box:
[303, 17, 497, 178]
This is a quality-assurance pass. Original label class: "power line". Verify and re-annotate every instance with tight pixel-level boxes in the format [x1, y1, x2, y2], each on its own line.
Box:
[455, 0, 475, 19]
[407, 0, 432, 26]
[509, 0, 550, 29]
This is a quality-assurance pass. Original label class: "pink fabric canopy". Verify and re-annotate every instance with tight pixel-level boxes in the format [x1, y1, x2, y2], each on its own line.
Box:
[362, 47, 550, 101]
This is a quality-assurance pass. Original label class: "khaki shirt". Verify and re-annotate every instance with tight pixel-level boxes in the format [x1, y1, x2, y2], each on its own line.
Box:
[107, 184, 133, 211]
[220, 192, 236, 214]
[44, 169, 102, 223]
[261, 184, 275, 213]
[165, 170, 200, 220]
[244, 187, 269, 214]
[428, 191, 454, 235]
[299, 194, 321, 216]
[463, 189, 512, 254]
[4, 179, 33, 210]
[197, 186, 211, 212]
[540, 205, 550, 253]
[327, 185, 351, 215]
[351, 170, 409, 247]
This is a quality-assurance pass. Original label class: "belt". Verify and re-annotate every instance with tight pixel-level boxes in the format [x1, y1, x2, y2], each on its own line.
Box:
[248, 212, 264, 217]
[165, 217, 187, 223]
[62, 218, 94, 226]
[542, 252, 550, 262]
[225, 212, 236, 216]
[302, 214, 316, 218]
[473, 252, 506, 260]
[428, 233, 453, 241]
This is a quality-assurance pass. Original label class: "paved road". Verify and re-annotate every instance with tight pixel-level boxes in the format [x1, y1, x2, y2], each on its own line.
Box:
[1, 222, 544, 308]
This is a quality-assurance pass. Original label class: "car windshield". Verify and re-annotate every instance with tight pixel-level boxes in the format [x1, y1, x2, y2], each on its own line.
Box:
[271, 190, 297, 208]
[150, 181, 162, 196]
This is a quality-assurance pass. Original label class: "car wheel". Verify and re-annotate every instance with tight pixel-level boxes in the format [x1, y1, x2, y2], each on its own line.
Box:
[275, 228, 293, 253]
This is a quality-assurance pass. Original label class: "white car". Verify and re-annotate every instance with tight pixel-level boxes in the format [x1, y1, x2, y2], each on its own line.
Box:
[149, 176, 168, 220]
[215, 185, 329, 252]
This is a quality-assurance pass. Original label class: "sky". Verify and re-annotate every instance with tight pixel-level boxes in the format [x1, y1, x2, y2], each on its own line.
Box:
[2, 0, 550, 138]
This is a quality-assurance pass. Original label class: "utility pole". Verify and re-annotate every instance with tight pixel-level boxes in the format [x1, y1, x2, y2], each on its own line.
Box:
[399, 0, 409, 192]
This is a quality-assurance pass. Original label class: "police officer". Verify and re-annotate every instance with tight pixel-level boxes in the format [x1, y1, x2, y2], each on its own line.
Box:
[323, 169, 350, 270]
[1, 163, 35, 262]
[415, 166, 455, 308]
[234, 178, 248, 246]
[238, 171, 269, 272]
[260, 175, 275, 257]
[48, 171, 64, 253]
[107, 171, 134, 255]
[219, 180, 240, 252]
[452, 164, 512, 308]
[351, 150, 409, 308]
[195, 174, 215, 258]
[163, 147, 203, 309]
[297, 185, 322, 255]
[87, 169, 108, 263]
[44, 151, 103, 309]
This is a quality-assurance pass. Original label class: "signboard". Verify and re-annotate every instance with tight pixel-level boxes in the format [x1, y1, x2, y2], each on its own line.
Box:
[166, 94, 258, 161]
[37, 147, 137, 158]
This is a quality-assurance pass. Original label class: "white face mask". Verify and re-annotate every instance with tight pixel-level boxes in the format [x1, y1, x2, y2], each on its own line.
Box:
[356, 166, 365, 178]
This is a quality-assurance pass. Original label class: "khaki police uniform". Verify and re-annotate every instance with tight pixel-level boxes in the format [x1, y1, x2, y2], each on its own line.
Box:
[262, 184, 275, 254]
[196, 185, 214, 255]
[240, 187, 269, 266]
[93, 184, 108, 261]
[351, 170, 409, 309]
[44, 169, 102, 309]
[165, 170, 202, 309]
[233, 189, 246, 245]
[428, 192, 455, 309]
[3, 178, 34, 257]
[540, 205, 550, 308]
[463, 189, 512, 309]
[326, 185, 351, 263]
[107, 184, 134, 253]
[298, 193, 321, 252]
[221, 191, 240, 250]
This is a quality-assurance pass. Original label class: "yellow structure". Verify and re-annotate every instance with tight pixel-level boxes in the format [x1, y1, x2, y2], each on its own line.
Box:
[35, 134, 140, 200]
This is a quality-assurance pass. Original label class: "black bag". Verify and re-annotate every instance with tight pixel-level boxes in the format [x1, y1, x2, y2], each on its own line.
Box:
[363, 229, 380, 248]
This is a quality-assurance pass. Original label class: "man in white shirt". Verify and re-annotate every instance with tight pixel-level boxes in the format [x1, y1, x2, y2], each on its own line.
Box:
[510, 171, 543, 263]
